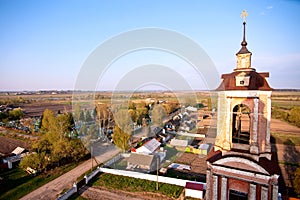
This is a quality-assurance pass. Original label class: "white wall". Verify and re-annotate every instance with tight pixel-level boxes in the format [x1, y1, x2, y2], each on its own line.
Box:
[99, 167, 206, 188]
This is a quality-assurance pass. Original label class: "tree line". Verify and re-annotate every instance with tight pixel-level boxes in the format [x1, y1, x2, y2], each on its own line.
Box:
[19, 109, 88, 172]
[0, 107, 24, 123]
[72, 100, 181, 152]
[272, 106, 300, 128]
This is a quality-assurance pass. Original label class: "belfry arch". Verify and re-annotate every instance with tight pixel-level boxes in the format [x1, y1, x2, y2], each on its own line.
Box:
[232, 104, 251, 144]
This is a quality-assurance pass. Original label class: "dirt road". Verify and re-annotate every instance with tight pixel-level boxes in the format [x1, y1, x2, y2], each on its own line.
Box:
[271, 118, 300, 135]
[270, 118, 300, 161]
[20, 143, 120, 200]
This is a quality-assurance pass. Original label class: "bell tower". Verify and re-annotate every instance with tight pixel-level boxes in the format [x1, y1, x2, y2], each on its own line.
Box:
[206, 11, 280, 200]
[214, 10, 273, 160]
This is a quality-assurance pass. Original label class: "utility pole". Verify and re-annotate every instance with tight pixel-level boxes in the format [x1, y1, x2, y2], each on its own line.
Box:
[156, 157, 159, 190]
[91, 144, 93, 171]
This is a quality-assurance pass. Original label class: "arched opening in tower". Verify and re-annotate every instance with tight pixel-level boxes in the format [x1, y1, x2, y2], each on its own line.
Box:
[232, 104, 251, 144]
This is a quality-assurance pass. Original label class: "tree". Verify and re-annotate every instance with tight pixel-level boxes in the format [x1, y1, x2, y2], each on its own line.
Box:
[113, 109, 132, 134]
[73, 104, 83, 122]
[0, 112, 8, 122]
[69, 139, 87, 162]
[128, 101, 136, 110]
[293, 167, 300, 196]
[289, 106, 300, 128]
[56, 113, 74, 136]
[183, 96, 197, 107]
[207, 98, 212, 111]
[8, 108, 24, 120]
[21, 109, 88, 171]
[162, 103, 179, 115]
[151, 104, 167, 128]
[88, 124, 99, 140]
[79, 110, 85, 121]
[134, 102, 150, 125]
[96, 103, 109, 135]
[85, 110, 93, 122]
[112, 109, 132, 152]
[19, 152, 48, 172]
[79, 124, 88, 135]
[112, 125, 130, 152]
[41, 109, 56, 132]
[128, 109, 137, 123]
[136, 107, 149, 125]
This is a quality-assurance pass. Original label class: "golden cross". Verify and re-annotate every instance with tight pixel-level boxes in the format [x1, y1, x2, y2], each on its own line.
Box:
[240, 10, 248, 22]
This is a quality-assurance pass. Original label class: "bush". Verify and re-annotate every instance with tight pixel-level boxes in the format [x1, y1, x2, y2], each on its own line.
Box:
[271, 106, 289, 121]
[8, 108, 24, 120]
[288, 106, 300, 128]
[272, 106, 300, 128]
[293, 167, 300, 197]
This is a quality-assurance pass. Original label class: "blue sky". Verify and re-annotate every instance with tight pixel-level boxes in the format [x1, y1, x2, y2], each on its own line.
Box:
[0, 0, 300, 91]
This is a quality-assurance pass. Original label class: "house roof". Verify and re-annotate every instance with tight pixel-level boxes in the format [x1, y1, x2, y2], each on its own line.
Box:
[0, 136, 28, 156]
[199, 143, 210, 150]
[136, 138, 160, 154]
[168, 163, 191, 171]
[185, 182, 204, 191]
[127, 153, 156, 166]
[186, 106, 197, 112]
[216, 71, 272, 91]
[12, 147, 25, 155]
[170, 139, 188, 147]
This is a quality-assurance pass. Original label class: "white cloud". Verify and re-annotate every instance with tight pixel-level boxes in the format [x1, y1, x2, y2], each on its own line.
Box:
[260, 5, 273, 16]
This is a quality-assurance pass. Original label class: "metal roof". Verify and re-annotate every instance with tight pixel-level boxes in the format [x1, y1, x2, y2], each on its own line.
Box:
[136, 138, 160, 154]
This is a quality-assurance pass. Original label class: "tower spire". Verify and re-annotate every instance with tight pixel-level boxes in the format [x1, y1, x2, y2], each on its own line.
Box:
[237, 10, 251, 55]
[241, 21, 247, 47]
[236, 10, 252, 70]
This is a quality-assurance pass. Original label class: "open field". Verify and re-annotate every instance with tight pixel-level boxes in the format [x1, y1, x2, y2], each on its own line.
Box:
[21, 103, 72, 118]
[0, 89, 298, 113]
[272, 91, 300, 108]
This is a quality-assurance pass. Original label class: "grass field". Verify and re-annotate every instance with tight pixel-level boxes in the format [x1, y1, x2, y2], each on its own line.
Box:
[272, 91, 300, 109]
[0, 162, 81, 200]
[88, 173, 184, 199]
[271, 132, 300, 146]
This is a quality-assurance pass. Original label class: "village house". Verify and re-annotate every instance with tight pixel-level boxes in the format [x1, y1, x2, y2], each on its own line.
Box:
[127, 138, 166, 172]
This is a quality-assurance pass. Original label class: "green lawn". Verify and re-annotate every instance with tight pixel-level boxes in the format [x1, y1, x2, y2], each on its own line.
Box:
[109, 159, 127, 170]
[88, 173, 183, 199]
[271, 132, 300, 146]
[0, 162, 81, 200]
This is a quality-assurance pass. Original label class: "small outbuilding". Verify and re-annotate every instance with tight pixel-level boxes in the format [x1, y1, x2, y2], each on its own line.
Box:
[127, 153, 160, 173]
[170, 139, 188, 147]
[199, 143, 210, 155]
[185, 182, 204, 199]
[136, 138, 161, 154]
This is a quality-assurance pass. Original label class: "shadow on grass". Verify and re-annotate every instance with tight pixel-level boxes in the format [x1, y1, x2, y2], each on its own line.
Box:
[0, 168, 33, 194]
[0, 161, 85, 200]
[271, 135, 299, 198]
[283, 139, 300, 197]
